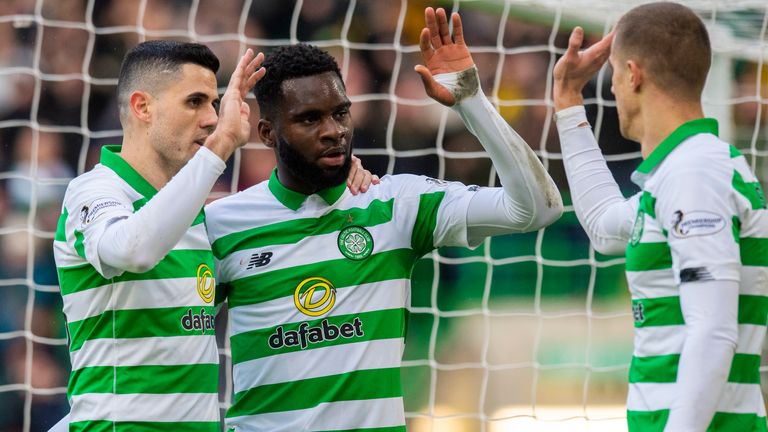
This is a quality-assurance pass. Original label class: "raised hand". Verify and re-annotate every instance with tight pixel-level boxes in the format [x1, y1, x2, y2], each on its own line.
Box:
[415, 7, 475, 106]
[208, 49, 266, 159]
[553, 27, 613, 111]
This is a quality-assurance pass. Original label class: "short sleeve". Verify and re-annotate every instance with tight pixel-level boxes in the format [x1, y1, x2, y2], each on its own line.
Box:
[61, 175, 135, 278]
[655, 161, 740, 284]
[395, 175, 478, 255]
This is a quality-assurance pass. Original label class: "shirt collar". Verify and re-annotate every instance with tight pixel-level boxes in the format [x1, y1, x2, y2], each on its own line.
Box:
[631, 118, 718, 187]
[99, 145, 158, 199]
[267, 169, 346, 211]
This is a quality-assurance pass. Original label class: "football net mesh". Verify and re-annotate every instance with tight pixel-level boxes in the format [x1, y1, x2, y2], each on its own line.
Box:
[0, 0, 766, 431]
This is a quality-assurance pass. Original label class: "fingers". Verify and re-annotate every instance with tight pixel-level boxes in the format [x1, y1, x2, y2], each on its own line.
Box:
[451, 12, 464, 46]
[425, 7, 442, 49]
[418, 28, 434, 62]
[567, 27, 584, 60]
[227, 48, 254, 93]
[436, 8, 451, 46]
[371, 174, 380, 185]
[414, 65, 436, 97]
[347, 155, 361, 195]
[242, 52, 265, 94]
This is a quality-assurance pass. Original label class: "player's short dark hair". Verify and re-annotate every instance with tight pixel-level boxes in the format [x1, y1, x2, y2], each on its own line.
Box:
[614, 2, 710, 100]
[255, 43, 343, 119]
[117, 40, 220, 124]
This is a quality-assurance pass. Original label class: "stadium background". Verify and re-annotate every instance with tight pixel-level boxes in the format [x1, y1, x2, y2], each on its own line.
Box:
[0, 0, 765, 431]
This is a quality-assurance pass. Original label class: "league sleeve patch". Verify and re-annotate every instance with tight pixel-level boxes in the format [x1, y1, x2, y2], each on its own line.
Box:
[669, 210, 725, 238]
[78, 198, 129, 229]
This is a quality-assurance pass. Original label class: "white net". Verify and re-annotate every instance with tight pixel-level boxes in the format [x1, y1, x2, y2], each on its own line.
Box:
[0, 0, 765, 431]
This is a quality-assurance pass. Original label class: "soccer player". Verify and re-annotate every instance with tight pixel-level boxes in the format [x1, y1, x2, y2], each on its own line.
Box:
[552, 3, 768, 431]
[205, 7, 563, 431]
[51, 40, 375, 431]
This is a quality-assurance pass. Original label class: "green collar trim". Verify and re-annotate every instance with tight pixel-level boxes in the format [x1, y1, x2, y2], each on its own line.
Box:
[267, 169, 346, 211]
[100, 145, 158, 199]
[635, 118, 719, 174]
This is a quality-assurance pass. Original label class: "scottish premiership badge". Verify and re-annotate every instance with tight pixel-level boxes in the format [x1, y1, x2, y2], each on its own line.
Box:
[338, 226, 373, 260]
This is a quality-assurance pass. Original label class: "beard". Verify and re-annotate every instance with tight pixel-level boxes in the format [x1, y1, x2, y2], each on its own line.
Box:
[277, 135, 353, 192]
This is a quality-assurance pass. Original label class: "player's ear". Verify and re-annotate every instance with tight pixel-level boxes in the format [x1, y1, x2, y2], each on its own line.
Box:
[627, 59, 643, 92]
[129, 91, 152, 123]
[258, 119, 276, 148]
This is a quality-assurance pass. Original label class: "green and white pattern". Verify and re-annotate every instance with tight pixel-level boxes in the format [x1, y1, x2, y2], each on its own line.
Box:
[206, 171, 477, 432]
[624, 119, 768, 432]
[54, 146, 220, 432]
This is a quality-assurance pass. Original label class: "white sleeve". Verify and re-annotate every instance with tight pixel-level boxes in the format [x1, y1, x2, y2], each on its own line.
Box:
[433, 68, 563, 245]
[96, 147, 225, 274]
[664, 279, 739, 432]
[554, 105, 637, 255]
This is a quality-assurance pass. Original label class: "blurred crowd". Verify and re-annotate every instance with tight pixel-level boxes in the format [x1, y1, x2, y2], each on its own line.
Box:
[0, 0, 765, 430]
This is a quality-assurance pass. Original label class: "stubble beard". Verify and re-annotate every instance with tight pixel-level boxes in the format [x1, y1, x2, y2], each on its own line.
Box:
[277, 135, 352, 192]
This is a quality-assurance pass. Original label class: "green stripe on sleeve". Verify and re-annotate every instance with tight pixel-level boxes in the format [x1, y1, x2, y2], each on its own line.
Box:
[68, 363, 218, 396]
[410, 192, 445, 257]
[211, 199, 394, 259]
[629, 353, 760, 384]
[67, 306, 216, 352]
[56, 208, 68, 242]
[69, 421, 219, 432]
[227, 249, 417, 308]
[58, 249, 215, 295]
[625, 242, 672, 272]
[730, 145, 744, 159]
[74, 230, 86, 259]
[639, 191, 657, 219]
[733, 170, 767, 210]
[230, 308, 406, 364]
[226, 367, 402, 418]
[741, 238, 768, 266]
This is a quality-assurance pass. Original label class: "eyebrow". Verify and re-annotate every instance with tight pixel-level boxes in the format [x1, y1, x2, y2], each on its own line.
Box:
[290, 101, 351, 120]
[186, 91, 220, 104]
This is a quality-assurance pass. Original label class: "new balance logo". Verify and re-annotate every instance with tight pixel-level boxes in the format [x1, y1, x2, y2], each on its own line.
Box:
[246, 252, 273, 270]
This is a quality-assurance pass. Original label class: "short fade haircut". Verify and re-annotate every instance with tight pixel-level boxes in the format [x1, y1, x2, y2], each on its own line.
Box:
[117, 40, 219, 124]
[255, 43, 343, 120]
[614, 2, 711, 100]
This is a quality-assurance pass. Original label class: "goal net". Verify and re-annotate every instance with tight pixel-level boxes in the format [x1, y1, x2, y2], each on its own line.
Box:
[0, 0, 765, 431]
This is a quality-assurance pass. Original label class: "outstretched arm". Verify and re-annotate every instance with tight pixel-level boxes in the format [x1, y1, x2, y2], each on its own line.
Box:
[553, 27, 635, 254]
[416, 7, 563, 241]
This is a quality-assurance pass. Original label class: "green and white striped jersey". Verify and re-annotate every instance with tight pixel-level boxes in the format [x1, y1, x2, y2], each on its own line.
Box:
[206, 171, 478, 431]
[625, 119, 768, 431]
[53, 145, 220, 432]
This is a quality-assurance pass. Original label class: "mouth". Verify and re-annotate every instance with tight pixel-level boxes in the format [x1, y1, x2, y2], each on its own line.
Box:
[193, 137, 207, 147]
[319, 147, 347, 167]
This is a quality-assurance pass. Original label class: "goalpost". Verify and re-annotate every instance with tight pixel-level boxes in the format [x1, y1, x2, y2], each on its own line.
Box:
[0, 1, 765, 431]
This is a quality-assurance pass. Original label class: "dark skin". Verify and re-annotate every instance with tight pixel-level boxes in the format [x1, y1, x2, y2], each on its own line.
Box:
[258, 71, 356, 195]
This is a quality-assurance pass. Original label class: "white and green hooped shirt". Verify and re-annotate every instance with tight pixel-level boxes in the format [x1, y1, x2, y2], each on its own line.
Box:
[556, 107, 768, 432]
[206, 171, 478, 432]
[54, 145, 221, 431]
[624, 118, 768, 431]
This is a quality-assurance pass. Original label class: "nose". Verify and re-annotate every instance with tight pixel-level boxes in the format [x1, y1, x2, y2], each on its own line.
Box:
[319, 116, 348, 142]
[200, 103, 218, 130]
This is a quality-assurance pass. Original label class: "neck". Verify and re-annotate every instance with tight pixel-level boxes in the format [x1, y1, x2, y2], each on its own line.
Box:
[638, 92, 704, 158]
[275, 165, 318, 195]
[119, 131, 174, 190]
